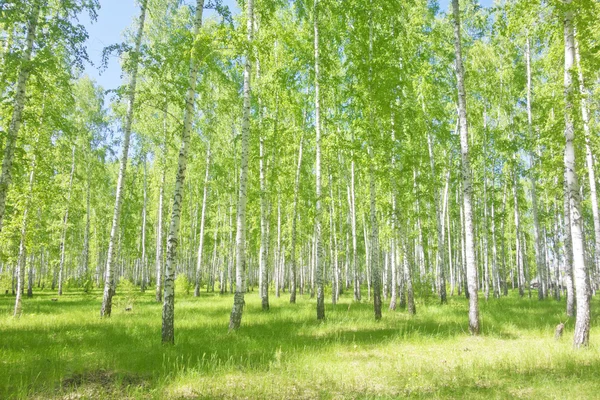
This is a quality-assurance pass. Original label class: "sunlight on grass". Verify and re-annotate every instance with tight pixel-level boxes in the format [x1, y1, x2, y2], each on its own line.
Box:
[0, 287, 598, 399]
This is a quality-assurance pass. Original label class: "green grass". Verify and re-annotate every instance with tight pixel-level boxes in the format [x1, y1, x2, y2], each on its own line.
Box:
[1, 286, 599, 399]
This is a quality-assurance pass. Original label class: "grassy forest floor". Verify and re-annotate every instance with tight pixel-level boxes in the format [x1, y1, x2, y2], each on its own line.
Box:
[1, 285, 599, 399]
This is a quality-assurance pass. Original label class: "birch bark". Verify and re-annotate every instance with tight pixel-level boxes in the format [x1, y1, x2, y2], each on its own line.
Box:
[0, 2, 40, 233]
[452, 0, 479, 334]
[525, 36, 547, 300]
[350, 139, 360, 301]
[563, 2, 590, 347]
[313, 0, 325, 321]
[155, 101, 168, 302]
[229, 0, 253, 330]
[161, 0, 204, 344]
[427, 132, 447, 304]
[330, 172, 340, 304]
[194, 146, 211, 296]
[513, 166, 525, 297]
[101, 0, 147, 317]
[275, 196, 282, 298]
[290, 135, 303, 303]
[390, 115, 398, 310]
[140, 154, 148, 292]
[574, 37, 600, 287]
[368, 144, 381, 320]
[259, 129, 269, 309]
[403, 234, 416, 315]
[82, 176, 91, 281]
[58, 147, 75, 296]
[14, 157, 35, 317]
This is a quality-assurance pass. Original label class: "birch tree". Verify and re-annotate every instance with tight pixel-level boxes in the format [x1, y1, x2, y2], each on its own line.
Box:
[229, 0, 254, 331]
[194, 146, 211, 297]
[57, 147, 75, 296]
[563, 0, 590, 347]
[161, 0, 205, 344]
[101, 0, 148, 317]
[313, 0, 325, 321]
[13, 156, 36, 317]
[259, 126, 269, 310]
[155, 101, 169, 302]
[574, 37, 600, 287]
[0, 2, 40, 233]
[290, 135, 303, 304]
[452, 0, 479, 334]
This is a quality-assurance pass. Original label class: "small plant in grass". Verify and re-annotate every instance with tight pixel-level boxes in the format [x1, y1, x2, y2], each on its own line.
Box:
[175, 274, 192, 296]
[414, 273, 436, 301]
[65, 276, 78, 289]
[82, 276, 93, 294]
[115, 279, 140, 311]
[0, 269, 12, 294]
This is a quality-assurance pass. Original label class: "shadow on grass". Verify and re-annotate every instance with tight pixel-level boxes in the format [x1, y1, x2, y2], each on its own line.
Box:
[0, 288, 597, 398]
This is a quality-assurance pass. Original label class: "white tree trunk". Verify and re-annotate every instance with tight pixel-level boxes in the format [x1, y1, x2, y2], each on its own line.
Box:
[459, 188, 466, 297]
[275, 196, 282, 298]
[452, 0, 479, 334]
[101, 0, 147, 317]
[413, 170, 425, 281]
[513, 166, 525, 297]
[210, 208, 220, 292]
[552, 201, 562, 301]
[574, 36, 600, 287]
[27, 252, 34, 298]
[427, 132, 447, 304]
[525, 36, 547, 301]
[350, 141, 360, 301]
[563, 3, 590, 347]
[155, 100, 168, 302]
[256, 52, 271, 309]
[14, 157, 35, 317]
[313, 0, 325, 321]
[259, 130, 269, 309]
[228, 196, 234, 294]
[155, 163, 166, 297]
[161, 0, 204, 344]
[500, 182, 509, 295]
[329, 172, 339, 304]
[229, 0, 253, 330]
[563, 175, 575, 316]
[403, 232, 416, 315]
[482, 161, 490, 301]
[368, 143, 381, 319]
[58, 147, 75, 296]
[140, 154, 148, 292]
[365, 4, 382, 320]
[389, 113, 398, 310]
[194, 145, 211, 296]
[0, 2, 40, 233]
[82, 176, 91, 281]
[363, 214, 371, 300]
[490, 181, 500, 298]
[290, 135, 303, 303]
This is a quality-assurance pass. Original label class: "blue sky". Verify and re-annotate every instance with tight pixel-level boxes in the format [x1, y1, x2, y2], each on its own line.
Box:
[439, 0, 494, 10]
[81, 0, 239, 92]
[82, 0, 494, 92]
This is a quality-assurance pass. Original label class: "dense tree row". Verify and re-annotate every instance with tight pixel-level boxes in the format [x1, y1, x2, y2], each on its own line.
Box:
[1, 0, 599, 347]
